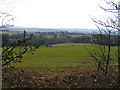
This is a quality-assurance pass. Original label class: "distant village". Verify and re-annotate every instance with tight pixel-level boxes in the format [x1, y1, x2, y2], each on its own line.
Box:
[34, 31, 92, 38]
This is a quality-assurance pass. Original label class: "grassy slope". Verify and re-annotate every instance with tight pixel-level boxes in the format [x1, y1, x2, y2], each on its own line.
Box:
[11, 43, 117, 74]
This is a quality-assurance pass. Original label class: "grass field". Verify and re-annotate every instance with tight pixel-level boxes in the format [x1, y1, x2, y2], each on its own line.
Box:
[3, 43, 119, 88]
[11, 43, 117, 75]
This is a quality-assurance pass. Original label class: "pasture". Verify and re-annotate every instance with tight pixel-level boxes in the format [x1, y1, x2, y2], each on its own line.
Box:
[11, 43, 117, 75]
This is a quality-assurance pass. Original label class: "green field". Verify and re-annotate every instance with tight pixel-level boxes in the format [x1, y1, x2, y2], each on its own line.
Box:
[11, 43, 117, 75]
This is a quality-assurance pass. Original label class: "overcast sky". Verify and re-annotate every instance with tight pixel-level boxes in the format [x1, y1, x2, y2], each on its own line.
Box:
[0, 0, 114, 29]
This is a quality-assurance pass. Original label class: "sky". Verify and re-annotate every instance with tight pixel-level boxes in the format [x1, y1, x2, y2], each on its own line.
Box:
[0, 0, 115, 29]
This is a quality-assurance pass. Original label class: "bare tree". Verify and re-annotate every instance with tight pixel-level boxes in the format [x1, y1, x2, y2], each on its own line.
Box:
[0, 12, 15, 31]
[91, 0, 120, 87]
[90, 28, 113, 74]
[2, 33, 39, 66]
[0, 12, 39, 67]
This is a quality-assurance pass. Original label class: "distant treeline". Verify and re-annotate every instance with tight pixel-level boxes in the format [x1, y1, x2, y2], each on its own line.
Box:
[2, 32, 118, 47]
[92, 34, 118, 46]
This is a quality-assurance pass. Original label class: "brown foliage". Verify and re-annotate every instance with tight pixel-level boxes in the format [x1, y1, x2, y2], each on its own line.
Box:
[2, 68, 118, 88]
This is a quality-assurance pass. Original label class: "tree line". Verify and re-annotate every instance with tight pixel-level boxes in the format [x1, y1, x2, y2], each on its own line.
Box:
[2, 32, 118, 47]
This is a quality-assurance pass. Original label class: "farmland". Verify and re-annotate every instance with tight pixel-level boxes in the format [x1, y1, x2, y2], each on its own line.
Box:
[3, 43, 118, 88]
[10, 43, 117, 75]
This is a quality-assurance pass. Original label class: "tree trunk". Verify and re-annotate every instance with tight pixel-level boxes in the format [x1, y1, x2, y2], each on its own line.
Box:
[117, 1, 120, 87]
[118, 32, 120, 87]
[105, 31, 111, 74]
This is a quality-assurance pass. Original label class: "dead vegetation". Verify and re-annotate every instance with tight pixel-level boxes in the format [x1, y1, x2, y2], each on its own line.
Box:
[2, 68, 118, 88]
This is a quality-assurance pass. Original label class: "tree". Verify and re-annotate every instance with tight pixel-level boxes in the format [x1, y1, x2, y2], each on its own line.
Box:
[90, 30, 113, 74]
[91, 0, 120, 87]
[0, 12, 39, 67]
[0, 12, 14, 31]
